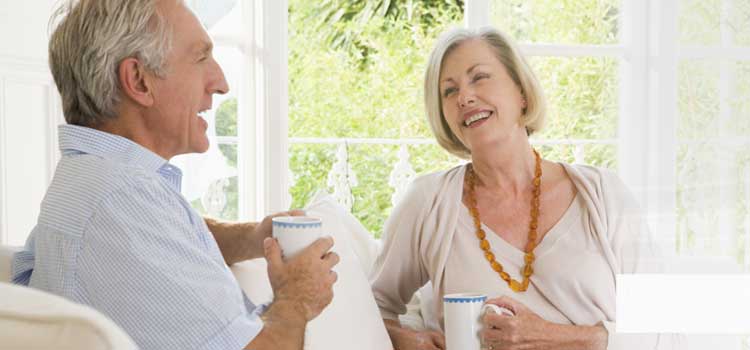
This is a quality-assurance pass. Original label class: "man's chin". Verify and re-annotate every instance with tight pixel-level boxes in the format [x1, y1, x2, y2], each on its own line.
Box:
[189, 138, 210, 154]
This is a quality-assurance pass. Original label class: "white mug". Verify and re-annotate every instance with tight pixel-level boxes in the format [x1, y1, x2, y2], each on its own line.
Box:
[271, 216, 324, 259]
[443, 293, 514, 350]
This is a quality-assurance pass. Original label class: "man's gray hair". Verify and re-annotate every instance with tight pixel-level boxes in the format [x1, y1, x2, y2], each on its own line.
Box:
[49, 0, 174, 126]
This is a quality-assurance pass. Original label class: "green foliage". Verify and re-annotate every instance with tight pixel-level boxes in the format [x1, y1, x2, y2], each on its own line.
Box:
[288, 0, 622, 237]
[491, 0, 619, 44]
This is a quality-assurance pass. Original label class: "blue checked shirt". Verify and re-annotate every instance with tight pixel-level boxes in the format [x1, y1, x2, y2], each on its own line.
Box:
[12, 125, 265, 350]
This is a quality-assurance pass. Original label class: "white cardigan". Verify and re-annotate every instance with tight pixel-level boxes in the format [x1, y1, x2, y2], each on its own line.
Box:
[370, 163, 684, 349]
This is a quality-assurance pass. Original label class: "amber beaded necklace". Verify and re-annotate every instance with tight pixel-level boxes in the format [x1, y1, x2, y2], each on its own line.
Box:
[465, 149, 541, 292]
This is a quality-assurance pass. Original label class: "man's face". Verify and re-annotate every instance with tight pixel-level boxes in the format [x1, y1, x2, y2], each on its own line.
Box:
[147, 0, 228, 158]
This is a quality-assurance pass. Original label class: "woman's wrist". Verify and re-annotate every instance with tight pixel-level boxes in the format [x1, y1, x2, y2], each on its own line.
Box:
[556, 323, 607, 350]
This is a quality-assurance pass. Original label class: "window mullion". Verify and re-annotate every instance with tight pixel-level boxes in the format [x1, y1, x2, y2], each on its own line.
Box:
[650, 0, 680, 253]
[237, 0, 260, 221]
[465, 0, 491, 28]
[260, 0, 290, 215]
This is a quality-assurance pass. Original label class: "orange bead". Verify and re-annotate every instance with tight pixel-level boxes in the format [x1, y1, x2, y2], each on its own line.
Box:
[480, 239, 490, 250]
[524, 253, 534, 264]
[509, 280, 522, 292]
[466, 151, 542, 293]
[525, 242, 535, 252]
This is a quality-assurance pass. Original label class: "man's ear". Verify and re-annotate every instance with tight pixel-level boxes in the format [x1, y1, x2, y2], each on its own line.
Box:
[118, 58, 155, 107]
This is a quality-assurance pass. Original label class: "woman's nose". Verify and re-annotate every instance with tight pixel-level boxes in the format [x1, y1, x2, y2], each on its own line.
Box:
[458, 91, 475, 108]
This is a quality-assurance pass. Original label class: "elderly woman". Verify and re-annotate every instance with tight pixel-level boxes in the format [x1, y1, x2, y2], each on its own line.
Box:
[370, 27, 680, 350]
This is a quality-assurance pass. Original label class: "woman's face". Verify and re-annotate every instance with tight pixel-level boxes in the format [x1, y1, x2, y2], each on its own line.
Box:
[439, 39, 527, 154]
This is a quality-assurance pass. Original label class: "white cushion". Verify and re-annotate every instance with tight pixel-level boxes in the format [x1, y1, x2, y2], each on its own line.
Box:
[232, 191, 392, 350]
[0, 282, 137, 350]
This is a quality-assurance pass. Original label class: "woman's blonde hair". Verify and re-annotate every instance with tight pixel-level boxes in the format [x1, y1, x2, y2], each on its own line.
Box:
[424, 26, 547, 159]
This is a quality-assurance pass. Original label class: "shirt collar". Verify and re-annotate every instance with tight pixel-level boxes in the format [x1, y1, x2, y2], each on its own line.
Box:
[58, 124, 172, 174]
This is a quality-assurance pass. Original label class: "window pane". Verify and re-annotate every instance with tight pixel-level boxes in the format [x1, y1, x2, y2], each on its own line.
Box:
[216, 98, 237, 137]
[678, 59, 720, 139]
[288, 143, 336, 211]
[490, 0, 621, 45]
[731, 61, 750, 135]
[189, 143, 239, 221]
[192, 0, 241, 37]
[288, 142, 460, 237]
[288, 0, 463, 235]
[679, 0, 721, 46]
[530, 56, 619, 139]
[288, 0, 462, 139]
[676, 59, 750, 259]
[731, 1, 750, 46]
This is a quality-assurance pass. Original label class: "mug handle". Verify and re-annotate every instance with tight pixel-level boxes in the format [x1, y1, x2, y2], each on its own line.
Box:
[482, 303, 515, 317]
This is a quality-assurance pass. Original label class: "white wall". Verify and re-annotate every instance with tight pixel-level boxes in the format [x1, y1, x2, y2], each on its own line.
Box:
[0, 0, 62, 246]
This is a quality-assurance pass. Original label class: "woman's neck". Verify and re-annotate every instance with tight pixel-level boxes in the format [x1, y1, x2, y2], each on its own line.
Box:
[469, 135, 536, 198]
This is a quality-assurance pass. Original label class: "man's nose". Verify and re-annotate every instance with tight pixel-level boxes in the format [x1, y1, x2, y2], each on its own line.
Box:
[209, 60, 230, 95]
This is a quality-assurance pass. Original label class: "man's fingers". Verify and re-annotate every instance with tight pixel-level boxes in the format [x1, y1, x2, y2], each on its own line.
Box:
[263, 237, 283, 270]
[308, 236, 334, 256]
[429, 331, 446, 349]
[327, 270, 338, 285]
[323, 251, 340, 268]
[287, 209, 305, 217]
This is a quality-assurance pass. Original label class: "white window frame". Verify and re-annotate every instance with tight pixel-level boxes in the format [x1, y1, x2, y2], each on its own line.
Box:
[205, 0, 289, 220]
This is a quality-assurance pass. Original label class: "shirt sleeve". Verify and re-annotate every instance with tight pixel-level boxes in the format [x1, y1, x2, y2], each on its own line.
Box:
[76, 182, 263, 350]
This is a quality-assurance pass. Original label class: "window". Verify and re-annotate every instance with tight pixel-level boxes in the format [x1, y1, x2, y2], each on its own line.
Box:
[190, 1, 750, 269]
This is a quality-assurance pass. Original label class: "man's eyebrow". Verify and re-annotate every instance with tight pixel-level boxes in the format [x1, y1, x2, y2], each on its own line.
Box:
[191, 40, 213, 55]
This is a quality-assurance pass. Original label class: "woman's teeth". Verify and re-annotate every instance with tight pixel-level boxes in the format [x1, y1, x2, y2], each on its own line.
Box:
[464, 111, 491, 127]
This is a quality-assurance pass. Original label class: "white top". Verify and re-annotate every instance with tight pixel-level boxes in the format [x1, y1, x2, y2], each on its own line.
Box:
[371, 163, 684, 350]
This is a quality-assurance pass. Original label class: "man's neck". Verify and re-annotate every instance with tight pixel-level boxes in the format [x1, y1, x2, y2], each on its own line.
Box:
[95, 109, 174, 160]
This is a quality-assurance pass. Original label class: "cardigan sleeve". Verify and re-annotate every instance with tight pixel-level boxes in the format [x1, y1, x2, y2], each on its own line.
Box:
[370, 177, 432, 321]
[597, 170, 686, 350]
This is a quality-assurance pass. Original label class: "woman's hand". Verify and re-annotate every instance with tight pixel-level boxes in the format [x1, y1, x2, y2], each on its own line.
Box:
[384, 319, 446, 350]
[480, 296, 607, 350]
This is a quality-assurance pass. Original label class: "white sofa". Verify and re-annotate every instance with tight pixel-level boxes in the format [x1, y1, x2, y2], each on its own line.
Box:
[0, 245, 138, 350]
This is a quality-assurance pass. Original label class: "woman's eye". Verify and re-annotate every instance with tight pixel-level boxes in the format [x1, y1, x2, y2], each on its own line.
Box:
[442, 87, 457, 97]
[473, 73, 488, 81]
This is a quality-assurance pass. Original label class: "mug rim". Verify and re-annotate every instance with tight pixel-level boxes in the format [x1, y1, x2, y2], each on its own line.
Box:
[272, 216, 322, 228]
[443, 293, 487, 303]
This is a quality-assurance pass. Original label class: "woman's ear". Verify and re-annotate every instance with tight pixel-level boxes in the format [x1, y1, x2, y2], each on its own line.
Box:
[118, 58, 155, 107]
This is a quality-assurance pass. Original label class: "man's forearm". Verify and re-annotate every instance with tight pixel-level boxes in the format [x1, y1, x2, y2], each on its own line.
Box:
[245, 300, 307, 350]
[204, 217, 260, 265]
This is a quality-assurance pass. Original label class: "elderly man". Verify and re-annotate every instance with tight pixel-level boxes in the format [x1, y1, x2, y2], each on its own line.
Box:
[11, 0, 339, 349]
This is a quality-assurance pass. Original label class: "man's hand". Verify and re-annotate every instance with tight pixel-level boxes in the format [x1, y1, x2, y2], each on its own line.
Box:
[205, 210, 304, 265]
[264, 236, 339, 321]
[249, 210, 305, 258]
[245, 236, 339, 350]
